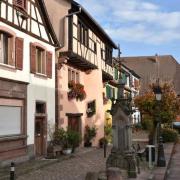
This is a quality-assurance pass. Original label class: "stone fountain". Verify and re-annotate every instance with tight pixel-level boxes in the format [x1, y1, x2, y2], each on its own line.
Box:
[106, 82, 137, 178]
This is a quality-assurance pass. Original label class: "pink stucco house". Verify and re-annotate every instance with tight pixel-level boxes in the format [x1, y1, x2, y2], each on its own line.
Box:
[45, 0, 117, 146]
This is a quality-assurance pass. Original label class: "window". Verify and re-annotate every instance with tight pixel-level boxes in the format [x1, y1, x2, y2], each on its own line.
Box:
[76, 72, 80, 83]
[89, 38, 97, 53]
[101, 48, 105, 60]
[77, 21, 88, 47]
[0, 106, 22, 136]
[72, 70, 75, 81]
[87, 100, 96, 117]
[105, 46, 113, 64]
[36, 102, 46, 114]
[14, 0, 27, 10]
[30, 43, 52, 78]
[0, 32, 14, 66]
[68, 68, 80, 83]
[36, 47, 46, 74]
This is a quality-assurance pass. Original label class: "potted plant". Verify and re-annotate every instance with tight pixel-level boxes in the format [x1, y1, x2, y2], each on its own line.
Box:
[68, 81, 86, 101]
[67, 130, 82, 153]
[84, 125, 97, 147]
[99, 137, 108, 148]
[53, 128, 72, 155]
[62, 141, 72, 155]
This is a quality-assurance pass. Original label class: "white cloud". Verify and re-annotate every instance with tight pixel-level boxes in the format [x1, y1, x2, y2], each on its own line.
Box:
[76, 0, 180, 45]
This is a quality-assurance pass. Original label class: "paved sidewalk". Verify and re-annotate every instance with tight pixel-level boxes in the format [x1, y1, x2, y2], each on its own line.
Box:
[0, 140, 176, 180]
[166, 140, 180, 180]
[16, 147, 110, 180]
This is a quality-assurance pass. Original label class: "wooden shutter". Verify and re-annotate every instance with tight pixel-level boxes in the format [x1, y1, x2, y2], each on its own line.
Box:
[30, 43, 36, 73]
[8, 37, 14, 66]
[15, 37, 23, 70]
[46, 51, 52, 78]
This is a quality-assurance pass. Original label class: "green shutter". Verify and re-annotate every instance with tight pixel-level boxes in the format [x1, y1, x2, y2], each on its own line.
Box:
[121, 73, 127, 84]
[106, 85, 111, 99]
[114, 68, 118, 80]
[113, 88, 115, 99]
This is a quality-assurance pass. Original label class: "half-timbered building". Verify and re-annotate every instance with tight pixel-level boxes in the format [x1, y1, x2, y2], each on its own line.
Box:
[45, 0, 117, 146]
[0, 0, 59, 164]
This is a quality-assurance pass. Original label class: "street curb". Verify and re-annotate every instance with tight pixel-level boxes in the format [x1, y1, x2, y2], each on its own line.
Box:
[164, 142, 177, 180]
[151, 142, 175, 180]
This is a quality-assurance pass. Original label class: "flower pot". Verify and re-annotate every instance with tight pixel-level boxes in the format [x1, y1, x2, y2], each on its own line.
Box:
[63, 148, 72, 155]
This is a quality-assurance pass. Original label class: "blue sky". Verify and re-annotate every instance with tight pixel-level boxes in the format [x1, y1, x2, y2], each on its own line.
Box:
[76, 0, 180, 63]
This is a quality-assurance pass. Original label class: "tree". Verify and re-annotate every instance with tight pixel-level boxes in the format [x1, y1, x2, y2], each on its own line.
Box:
[134, 83, 180, 132]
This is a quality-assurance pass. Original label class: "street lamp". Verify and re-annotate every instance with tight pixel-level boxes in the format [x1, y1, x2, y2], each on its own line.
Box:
[153, 85, 162, 101]
[153, 83, 166, 167]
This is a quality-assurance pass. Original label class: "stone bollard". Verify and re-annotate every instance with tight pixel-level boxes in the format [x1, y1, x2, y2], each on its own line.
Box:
[107, 167, 123, 180]
[10, 162, 15, 180]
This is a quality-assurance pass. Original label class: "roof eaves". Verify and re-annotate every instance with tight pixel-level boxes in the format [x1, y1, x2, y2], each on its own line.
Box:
[37, 0, 61, 48]
[72, 1, 117, 49]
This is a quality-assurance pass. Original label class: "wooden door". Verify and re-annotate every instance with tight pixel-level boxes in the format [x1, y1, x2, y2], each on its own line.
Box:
[35, 118, 44, 156]
[68, 116, 80, 133]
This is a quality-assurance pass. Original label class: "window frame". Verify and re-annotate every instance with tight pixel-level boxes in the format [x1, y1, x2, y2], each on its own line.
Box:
[0, 30, 15, 67]
[105, 45, 113, 65]
[101, 48, 105, 61]
[77, 20, 89, 47]
[35, 46, 46, 75]
[89, 37, 97, 53]
[68, 68, 80, 84]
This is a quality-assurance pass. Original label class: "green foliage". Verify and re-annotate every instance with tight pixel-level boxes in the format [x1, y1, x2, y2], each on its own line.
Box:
[53, 128, 66, 146]
[135, 83, 180, 131]
[132, 123, 142, 132]
[67, 130, 82, 149]
[99, 137, 108, 147]
[161, 128, 178, 142]
[53, 128, 81, 149]
[141, 117, 154, 131]
[84, 125, 97, 143]
[104, 124, 112, 143]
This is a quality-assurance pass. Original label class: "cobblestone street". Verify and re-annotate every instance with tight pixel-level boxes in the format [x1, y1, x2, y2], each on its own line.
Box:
[17, 147, 110, 180]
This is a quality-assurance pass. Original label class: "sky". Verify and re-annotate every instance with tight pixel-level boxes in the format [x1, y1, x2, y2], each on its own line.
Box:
[76, 0, 180, 63]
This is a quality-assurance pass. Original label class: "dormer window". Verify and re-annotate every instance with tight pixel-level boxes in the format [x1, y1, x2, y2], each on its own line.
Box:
[14, 0, 27, 10]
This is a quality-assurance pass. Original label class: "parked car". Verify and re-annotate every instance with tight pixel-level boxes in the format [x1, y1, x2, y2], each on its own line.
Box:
[172, 122, 180, 133]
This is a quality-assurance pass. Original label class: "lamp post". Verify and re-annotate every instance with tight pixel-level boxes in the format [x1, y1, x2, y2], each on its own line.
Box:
[153, 83, 166, 167]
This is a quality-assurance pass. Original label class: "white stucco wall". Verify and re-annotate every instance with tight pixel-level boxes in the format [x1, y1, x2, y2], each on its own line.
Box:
[0, 22, 56, 145]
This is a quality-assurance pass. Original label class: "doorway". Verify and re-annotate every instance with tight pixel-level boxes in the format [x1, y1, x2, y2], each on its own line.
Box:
[68, 116, 81, 133]
[66, 113, 83, 145]
[35, 118, 44, 156]
[35, 102, 47, 156]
